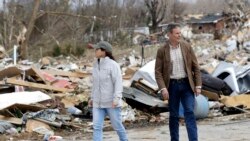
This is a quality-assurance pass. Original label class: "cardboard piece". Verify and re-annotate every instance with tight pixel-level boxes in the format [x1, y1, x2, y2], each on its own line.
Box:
[26, 119, 52, 133]
[220, 94, 250, 109]
[123, 67, 139, 80]
[0, 66, 21, 80]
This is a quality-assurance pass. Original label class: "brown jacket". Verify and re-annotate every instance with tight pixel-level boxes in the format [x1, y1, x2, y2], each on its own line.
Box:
[155, 40, 202, 92]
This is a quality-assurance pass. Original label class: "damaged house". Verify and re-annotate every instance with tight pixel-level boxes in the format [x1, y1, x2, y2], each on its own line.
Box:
[184, 13, 225, 34]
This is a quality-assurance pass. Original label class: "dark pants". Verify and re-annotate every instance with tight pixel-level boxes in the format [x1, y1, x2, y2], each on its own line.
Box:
[168, 78, 197, 141]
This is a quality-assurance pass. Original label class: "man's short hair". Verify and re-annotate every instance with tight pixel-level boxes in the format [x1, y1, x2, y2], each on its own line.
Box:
[166, 23, 181, 33]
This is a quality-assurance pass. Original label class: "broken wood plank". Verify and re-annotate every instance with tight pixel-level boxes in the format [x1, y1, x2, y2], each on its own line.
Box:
[5, 78, 72, 92]
[4, 103, 45, 112]
[31, 66, 48, 85]
[201, 89, 219, 101]
[34, 118, 62, 127]
[44, 69, 90, 78]
[0, 115, 22, 125]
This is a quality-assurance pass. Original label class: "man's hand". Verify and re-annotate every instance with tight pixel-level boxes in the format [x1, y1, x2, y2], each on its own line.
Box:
[195, 88, 201, 96]
[161, 88, 169, 100]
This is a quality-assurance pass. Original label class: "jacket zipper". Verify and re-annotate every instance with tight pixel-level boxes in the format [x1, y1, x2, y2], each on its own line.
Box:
[98, 60, 101, 108]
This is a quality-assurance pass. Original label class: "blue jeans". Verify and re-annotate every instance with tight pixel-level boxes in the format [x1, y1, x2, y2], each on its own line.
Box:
[168, 78, 197, 141]
[93, 107, 128, 141]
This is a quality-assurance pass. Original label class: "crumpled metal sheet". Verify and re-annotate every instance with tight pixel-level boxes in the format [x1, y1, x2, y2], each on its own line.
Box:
[122, 87, 166, 108]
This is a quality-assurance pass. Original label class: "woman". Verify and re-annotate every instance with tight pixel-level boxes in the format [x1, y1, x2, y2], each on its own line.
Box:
[88, 41, 128, 141]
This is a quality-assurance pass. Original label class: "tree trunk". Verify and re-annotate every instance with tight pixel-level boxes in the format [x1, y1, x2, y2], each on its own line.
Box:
[20, 0, 40, 59]
[3, 0, 7, 48]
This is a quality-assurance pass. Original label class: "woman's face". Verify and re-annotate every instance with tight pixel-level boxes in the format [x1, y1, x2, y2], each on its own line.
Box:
[95, 48, 106, 58]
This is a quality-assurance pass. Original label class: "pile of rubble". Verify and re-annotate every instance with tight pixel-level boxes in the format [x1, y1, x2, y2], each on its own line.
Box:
[0, 24, 249, 140]
[0, 53, 166, 140]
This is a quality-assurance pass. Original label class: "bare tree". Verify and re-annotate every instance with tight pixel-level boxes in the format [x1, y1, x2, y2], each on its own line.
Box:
[20, 0, 41, 59]
[224, 0, 250, 33]
[1, 0, 181, 60]
[186, 0, 227, 14]
[144, 0, 167, 33]
[172, 1, 188, 22]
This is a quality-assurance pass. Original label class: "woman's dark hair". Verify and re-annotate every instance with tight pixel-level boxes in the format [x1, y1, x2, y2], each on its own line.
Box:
[100, 48, 115, 61]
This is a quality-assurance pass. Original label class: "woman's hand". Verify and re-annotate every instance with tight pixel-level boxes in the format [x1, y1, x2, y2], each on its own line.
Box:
[112, 97, 120, 108]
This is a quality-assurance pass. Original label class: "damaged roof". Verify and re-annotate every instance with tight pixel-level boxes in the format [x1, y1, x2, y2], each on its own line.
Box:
[185, 13, 224, 24]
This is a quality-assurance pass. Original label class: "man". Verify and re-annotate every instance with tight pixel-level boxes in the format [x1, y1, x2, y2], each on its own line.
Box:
[155, 23, 202, 141]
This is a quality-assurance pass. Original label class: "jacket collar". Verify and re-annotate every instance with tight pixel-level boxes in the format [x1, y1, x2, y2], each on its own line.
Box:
[164, 40, 187, 65]
[95, 56, 110, 65]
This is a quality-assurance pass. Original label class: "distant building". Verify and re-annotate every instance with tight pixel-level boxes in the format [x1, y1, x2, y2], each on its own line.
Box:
[184, 13, 225, 34]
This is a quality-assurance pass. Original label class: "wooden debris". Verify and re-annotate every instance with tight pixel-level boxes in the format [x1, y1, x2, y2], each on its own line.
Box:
[34, 118, 62, 127]
[0, 67, 21, 81]
[5, 78, 72, 92]
[31, 66, 49, 84]
[201, 89, 220, 101]
[26, 119, 51, 133]
[44, 69, 90, 78]
[0, 115, 22, 125]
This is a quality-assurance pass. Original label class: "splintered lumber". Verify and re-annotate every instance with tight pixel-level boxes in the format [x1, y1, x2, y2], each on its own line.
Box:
[0, 115, 22, 125]
[5, 78, 72, 92]
[31, 66, 49, 84]
[201, 89, 219, 101]
[43, 69, 90, 78]
[34, 118, 62, 127]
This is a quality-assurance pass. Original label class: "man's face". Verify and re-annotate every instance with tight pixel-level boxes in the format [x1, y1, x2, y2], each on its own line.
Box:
[168, 27, 181, 43]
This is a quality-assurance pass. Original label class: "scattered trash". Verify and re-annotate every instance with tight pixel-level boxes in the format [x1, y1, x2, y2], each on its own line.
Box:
[43, 135, 63, 141]
[67, 106, 82, 115]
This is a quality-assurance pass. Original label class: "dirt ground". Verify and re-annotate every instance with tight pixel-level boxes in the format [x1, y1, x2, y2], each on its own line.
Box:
[1, 114, 250, 141]
[77, 119, 250, 141]
[0, 46, 249, 141]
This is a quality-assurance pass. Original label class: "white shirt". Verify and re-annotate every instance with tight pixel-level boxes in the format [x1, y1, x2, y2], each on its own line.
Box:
[169, 44, 187, 79]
